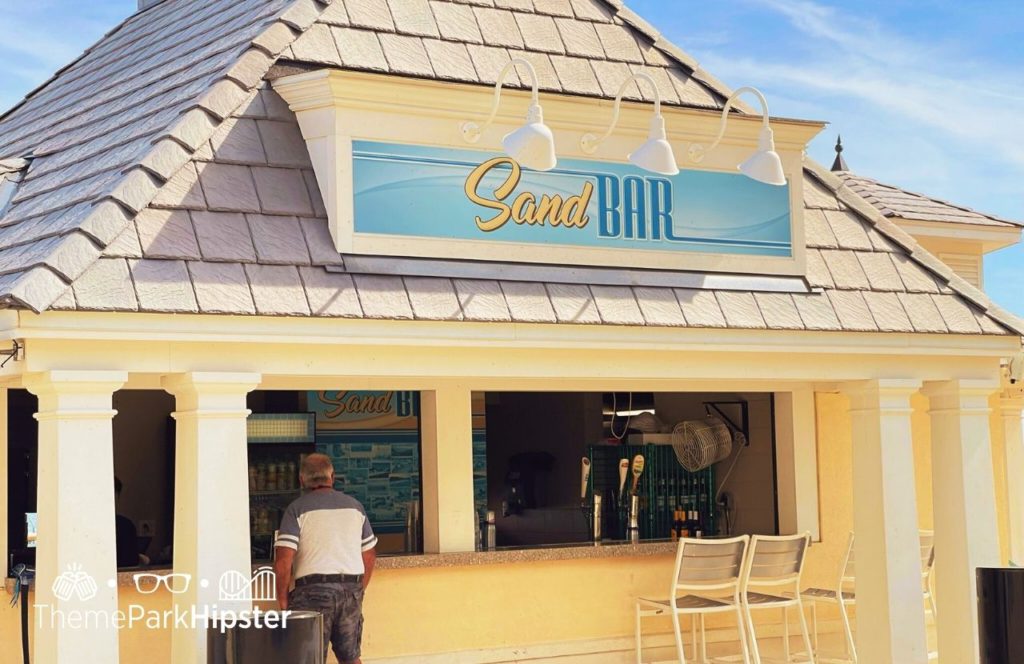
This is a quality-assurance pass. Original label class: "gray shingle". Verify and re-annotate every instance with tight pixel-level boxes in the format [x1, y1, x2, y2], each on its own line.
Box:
[423, 39, 478, 80]
[466, 45, 521, 85]
[589, 60, 642, 99]
[354, 274, 414, 319]
[495, 0, 533, 10]
[475, 8, 525, 48]
[191, 211, 257, 263]
[209, 118, 267, 165]
[823, 209, 873, 251]
[197, 162, 260, 213]
[547, 283, 600, 323]
[594, 22, 643, 63]
[388, 0, 441, 37]
[754, 293, 804, 330]
[346, 0, 396, 30]
[500, 280, 556, 322]
[189, 261, 256, 314]
[634, 286, 686, 326]
[299, 267, 363, 317]
[505, 50, 561, 90]
[135, 208, 201, 260]
[404, 276, 463, 320]
[675, 288, 726, 328]
[804, 177, 842, 210]
[303, 170, 327, 218]
[632, 66, 680, 105]
[73, 259, 137, 311]
[566, 0, 612, 22]
[898, 293, 947, 333]
[515, 13, 566, 54]
[822, 250, 870, 290]
[550, 56, 601, 95]
[430, 2, 484, 43]
[378, 34, 435, 76]
[555, 18, 605, 58]
[246, 264, 311, 315]
[793, 293, 842, 331]
[104, 225, 143, 259]
[826, 290, 877, 331]
[257, 120, 312, 168]
[299, 217, 343, 266]
[289, 22, 343, 65]
[533, 0, 574, 17]
[804, 249, 834, 290]
[863, 292, 912, 332]
[715, 291, 767, 329]
[931, 294, 982, 334]
[454, 279, 511, 321]
[332, 27, 390, 71]
[151, 162, 207, 209]
[130, 258, 198, 313]
[319, 1, 351, 26]
[804, 209, 838, 249]
[891, 253, 940, 293]
[857, 252, 905, 292]
[590, 285, 643, 325]
[251, 167, 314, 216]
[248, 214, 311, 265]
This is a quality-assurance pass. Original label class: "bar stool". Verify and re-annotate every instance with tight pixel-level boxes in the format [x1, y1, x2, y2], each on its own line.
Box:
[635, 535, 751, 664]
[740, 533, 814, 663]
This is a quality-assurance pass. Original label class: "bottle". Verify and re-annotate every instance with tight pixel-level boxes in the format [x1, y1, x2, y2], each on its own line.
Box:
[475, 511, 483, 552]
[671, 510, 683, 541]
[485, 510, 497, 550]
[692, 509, 703, 538]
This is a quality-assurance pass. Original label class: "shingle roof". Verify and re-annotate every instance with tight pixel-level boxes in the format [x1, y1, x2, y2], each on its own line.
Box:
[0, 0, 1022, 339]
[835, 171, 1022, 229]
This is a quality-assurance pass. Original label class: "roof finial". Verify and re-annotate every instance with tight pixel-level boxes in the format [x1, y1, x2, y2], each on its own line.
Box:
[831, 134, 848, 172]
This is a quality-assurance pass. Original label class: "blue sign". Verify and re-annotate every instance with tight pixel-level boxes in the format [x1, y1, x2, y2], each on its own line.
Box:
[352, 140, 792, 258]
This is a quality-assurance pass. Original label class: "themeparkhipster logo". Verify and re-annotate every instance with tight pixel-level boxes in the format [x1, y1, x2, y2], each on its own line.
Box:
[36, 564, 291, 633]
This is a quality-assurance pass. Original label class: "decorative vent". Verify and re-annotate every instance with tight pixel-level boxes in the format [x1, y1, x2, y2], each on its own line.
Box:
[938, 253, 982, 288]
[247, 413, 316, 444]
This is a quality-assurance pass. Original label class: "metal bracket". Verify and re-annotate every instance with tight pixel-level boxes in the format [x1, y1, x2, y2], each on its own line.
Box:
[703, 400, 750, 446]
[0, 339, 22, 368]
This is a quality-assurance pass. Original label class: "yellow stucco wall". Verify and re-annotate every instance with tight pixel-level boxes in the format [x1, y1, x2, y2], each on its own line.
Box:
[0, 392, 1014, 662]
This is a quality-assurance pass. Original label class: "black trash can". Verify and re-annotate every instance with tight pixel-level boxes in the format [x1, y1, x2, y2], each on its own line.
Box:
[977, 567, 1024, 664]
[208, 610, 323, 664]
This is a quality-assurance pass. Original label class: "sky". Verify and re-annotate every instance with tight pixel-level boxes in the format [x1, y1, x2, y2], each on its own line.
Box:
[0, 0, 1021, 314]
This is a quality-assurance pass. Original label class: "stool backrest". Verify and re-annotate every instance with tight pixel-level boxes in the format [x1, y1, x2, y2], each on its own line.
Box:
[743, 533, 811, 590]
[837, 532, 856, 591]
[674, 535, 750, 594]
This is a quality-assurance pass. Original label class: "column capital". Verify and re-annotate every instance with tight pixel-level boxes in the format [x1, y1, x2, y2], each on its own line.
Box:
[161, 372, 261, 395]
[922, 378, 1000, 414]
[23, 370, 127, 396]
[841, 379, 922, 413]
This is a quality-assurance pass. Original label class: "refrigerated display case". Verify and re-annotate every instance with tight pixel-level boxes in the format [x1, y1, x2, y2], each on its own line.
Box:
[247, 413, 316, 562]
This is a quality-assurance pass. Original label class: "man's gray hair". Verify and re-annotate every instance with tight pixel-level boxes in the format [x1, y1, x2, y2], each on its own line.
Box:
[300, 453, 334, 488]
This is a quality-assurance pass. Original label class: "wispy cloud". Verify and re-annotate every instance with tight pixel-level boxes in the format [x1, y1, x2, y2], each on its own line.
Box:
[707, 0, 1024, 173]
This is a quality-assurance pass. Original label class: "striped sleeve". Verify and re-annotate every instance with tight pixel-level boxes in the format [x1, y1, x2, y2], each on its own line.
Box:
[275, 503, 300, 551]
[361, 513, 377, 552]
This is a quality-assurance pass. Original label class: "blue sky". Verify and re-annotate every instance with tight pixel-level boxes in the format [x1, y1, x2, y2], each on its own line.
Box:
[1, 0, 1021, 314]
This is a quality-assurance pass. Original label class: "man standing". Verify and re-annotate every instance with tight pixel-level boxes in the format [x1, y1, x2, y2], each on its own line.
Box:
[275, 453, 377, 664]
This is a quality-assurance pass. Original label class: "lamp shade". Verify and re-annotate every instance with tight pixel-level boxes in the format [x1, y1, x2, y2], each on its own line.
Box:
[629, 115, 679, 176]
[739, 126, 786, 186]
[503, 104, 557, 171]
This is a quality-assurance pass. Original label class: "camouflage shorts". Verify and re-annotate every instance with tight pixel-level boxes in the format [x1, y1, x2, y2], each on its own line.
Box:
[289, 582, 365, 663]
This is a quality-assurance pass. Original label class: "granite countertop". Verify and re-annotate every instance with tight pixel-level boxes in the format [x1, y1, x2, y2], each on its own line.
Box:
[375, 539, 679, 569]
[5, 540, 680, 593]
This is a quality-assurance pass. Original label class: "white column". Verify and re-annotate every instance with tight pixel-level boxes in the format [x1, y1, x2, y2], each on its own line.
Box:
[25, 371, 127, 664]
[998, 394, 1024, 565]
[163, 372, 260, 664]
[844, 379, 929, 664]
[774, 389, 820, 539]
[420, 385, 475, 554]
[924, 380, 1001, 664]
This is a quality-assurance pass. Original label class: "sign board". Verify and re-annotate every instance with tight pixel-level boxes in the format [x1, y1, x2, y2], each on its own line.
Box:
[350, 140, 793, 271]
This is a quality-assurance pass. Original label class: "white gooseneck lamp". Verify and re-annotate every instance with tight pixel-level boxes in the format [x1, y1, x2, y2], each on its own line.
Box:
[688, 86, 787, 186]
[579, 72, 679, 176]
[460, 58, 557, 172]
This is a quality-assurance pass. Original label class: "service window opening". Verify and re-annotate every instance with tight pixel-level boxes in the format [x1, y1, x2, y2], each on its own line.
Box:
[478, 391, 779, 548]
